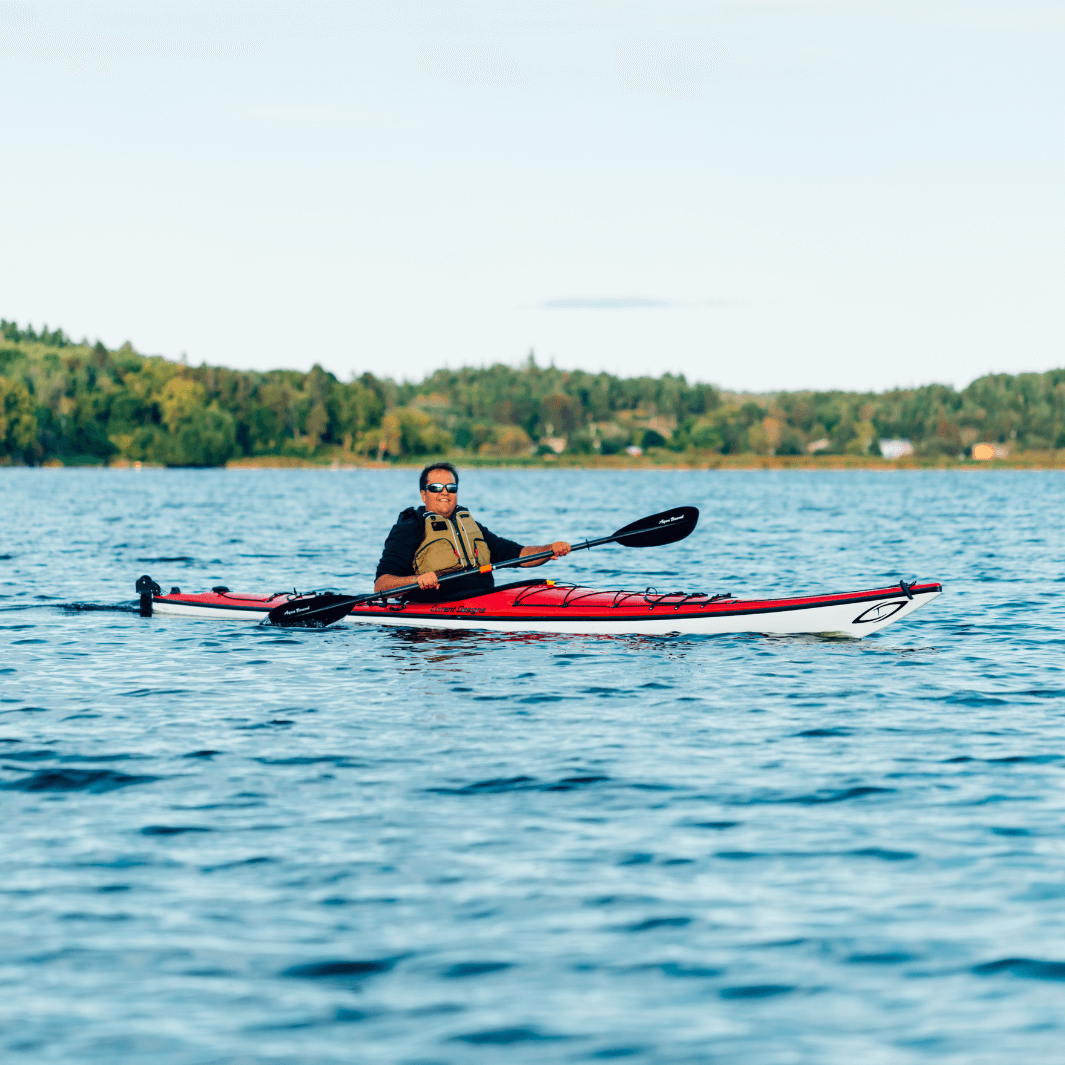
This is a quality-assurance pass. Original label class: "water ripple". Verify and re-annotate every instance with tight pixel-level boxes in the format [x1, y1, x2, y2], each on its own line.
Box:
[3, 468, 1065, 1064]
[0, 768, 160, 793]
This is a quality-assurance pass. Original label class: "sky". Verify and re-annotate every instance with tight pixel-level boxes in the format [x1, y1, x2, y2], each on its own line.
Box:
[2, 0, 1063, 392]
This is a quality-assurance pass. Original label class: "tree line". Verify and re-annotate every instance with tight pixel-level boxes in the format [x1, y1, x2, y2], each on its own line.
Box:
[2, 320, 1063, 465]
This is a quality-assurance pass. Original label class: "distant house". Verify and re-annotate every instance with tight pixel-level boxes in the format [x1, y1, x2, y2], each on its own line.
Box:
[972, 443, 1009, 460]
[879, 439, 915, 460]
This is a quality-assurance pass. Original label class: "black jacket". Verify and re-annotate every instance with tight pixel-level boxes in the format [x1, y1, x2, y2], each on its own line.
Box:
[375, 506, 524, 599]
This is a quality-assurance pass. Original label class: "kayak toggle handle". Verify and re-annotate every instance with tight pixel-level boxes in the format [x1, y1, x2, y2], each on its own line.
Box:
[898, 580, 914, 600]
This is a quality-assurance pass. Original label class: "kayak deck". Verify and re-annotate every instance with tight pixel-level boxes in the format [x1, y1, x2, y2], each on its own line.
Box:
[146, 578, 942, 638]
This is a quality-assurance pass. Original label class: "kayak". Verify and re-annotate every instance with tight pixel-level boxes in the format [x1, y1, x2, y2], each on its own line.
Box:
[142, 577, 942, 638]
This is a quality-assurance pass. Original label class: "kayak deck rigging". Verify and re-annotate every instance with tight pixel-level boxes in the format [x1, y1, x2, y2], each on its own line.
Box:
[510, 583, 736, 610]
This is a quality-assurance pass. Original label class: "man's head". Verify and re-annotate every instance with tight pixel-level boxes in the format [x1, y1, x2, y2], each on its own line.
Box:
[419, 462, 459, 518]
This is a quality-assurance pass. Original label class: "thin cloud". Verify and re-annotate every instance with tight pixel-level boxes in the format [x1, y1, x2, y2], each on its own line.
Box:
[540, 296, 739, 310]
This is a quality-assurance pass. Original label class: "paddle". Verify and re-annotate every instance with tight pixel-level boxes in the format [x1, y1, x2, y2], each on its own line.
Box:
[266, 505, 699, 628]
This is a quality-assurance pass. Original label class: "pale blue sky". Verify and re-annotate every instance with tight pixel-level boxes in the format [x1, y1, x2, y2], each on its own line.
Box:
[3, 1, 1062, 391]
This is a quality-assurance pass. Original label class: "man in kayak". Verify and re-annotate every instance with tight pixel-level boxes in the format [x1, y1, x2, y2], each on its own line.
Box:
[374, 463, 570, 598]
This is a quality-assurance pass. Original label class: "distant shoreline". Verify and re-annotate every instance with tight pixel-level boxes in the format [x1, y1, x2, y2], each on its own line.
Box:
[11, 451, 1065, 472]
[5, 327, 1062, 469]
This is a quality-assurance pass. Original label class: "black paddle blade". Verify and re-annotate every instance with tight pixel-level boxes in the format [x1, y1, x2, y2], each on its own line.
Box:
[611, 506, 699, 548]
[267, 593, 355, 628]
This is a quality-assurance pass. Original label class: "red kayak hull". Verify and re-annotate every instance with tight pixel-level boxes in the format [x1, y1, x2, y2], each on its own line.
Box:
[147, 579, 942, 638]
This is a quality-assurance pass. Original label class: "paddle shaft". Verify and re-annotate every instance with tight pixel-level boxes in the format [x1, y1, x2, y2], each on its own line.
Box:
[265, 505, 699, 627]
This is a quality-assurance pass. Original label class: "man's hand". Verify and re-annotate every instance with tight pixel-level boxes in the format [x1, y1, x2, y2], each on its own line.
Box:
[551, 541, 571, 559]
[416, 571, 440, 590]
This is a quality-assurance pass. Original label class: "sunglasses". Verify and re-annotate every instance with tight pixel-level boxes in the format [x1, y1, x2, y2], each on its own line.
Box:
[424, 482, 458, 494]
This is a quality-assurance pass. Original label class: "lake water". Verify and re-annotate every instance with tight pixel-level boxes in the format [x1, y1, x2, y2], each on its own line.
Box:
[2, 467, 1064, 1064]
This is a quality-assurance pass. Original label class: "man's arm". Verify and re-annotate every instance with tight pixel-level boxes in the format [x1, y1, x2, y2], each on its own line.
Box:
[481, 525, 571, 570]
[518, 542, 571, 567]
[374, 571, 440, 592]
[376, 542, 570, 588]
[374, 513, 434, 591]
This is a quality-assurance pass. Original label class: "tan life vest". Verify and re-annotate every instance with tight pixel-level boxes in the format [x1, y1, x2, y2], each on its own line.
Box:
[413, 508, 491, 577]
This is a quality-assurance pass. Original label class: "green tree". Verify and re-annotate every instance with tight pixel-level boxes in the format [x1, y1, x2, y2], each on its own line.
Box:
[0, 375, 39, 461]
[163, 406, 237, 466]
